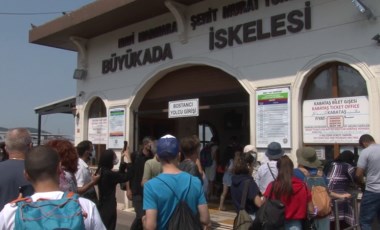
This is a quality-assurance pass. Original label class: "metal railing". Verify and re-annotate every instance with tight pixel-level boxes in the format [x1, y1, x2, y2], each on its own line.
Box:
[333, 196, 359, 230]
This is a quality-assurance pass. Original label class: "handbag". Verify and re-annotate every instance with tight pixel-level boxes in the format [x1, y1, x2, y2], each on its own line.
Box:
[233, 180, 253, 230]
[251, 181, 285, 230]
[302, 215, 317, 230]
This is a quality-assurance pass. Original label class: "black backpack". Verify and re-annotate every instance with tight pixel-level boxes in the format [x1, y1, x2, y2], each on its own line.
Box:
[251, 181, 285, 230]
[157, 177, 202, 230]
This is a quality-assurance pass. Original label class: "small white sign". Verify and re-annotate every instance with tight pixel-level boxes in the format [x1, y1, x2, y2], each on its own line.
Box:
[88, 117, 108, 145]
[303, 96, 369, 143]
[169, 98, 199, 118]
[314, 146, 326, 160]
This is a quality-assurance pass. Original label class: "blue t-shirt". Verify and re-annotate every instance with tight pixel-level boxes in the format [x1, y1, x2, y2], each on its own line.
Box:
[143, 172, 207, 230]
[294, 167, 328, 184]
[294, 167, 318, 180]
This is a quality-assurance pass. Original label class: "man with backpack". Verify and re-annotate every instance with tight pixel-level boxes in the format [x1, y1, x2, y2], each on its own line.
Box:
[294, 147, 330, 230]
[142, 134, 211, 230]
[0, 145, 105, 229]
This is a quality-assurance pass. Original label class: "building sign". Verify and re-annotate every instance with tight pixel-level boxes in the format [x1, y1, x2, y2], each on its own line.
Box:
[303, 96, 369, 143]
[108, 107, 126, 149]
[209, 1, 311, 50]
[88, 117, 108, 145]
[102, 1, 312, 75]
[256, 87, 291, 148]
[169, 98, 199, 118]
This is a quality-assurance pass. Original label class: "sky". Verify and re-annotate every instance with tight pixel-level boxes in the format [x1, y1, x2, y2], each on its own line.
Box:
[0, 1, 93, 136]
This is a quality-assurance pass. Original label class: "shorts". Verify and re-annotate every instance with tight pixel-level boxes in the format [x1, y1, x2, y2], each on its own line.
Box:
[223, 171, 232, 187]
[205, 161, 216, 181]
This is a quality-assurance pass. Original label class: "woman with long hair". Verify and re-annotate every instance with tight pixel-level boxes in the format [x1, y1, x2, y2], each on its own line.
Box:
[231, 151, 262, 219]
[327, 150, 356, 228]
[96, 149, 132, 230]
[45, 139, 78, 192]
[264, 155, 314, 229]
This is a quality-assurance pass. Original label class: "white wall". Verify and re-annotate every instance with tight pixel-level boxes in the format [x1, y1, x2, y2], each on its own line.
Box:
[74, 0, 380, 157]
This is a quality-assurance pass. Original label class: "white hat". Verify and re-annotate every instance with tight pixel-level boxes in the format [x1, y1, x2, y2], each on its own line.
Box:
[243, 145, 257, 153]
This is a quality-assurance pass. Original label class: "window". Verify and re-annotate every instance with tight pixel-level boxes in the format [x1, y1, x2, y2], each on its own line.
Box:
[304, 63, 367, 100]
[198, 122, 216, 148]
[303, 62, 367, 160]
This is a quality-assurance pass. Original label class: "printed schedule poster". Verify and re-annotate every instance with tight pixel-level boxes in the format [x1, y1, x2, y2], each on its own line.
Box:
[88, 117, 108, 145]
[108, 107, 126, 149]
[303, 96, 369, 143]
[256, 87, 291, 148]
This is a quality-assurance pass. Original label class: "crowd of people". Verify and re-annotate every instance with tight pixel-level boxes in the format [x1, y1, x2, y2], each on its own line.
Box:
[0, 127, 379, 230]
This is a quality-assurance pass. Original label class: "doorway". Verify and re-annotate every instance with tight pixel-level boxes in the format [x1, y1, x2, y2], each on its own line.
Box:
[134, 65, 250, 152]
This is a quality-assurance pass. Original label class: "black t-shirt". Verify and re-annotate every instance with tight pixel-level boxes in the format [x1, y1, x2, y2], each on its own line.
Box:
[130, 152, 152, 195]
[0, 160, 34, 208]
[231, 174, 260, 215]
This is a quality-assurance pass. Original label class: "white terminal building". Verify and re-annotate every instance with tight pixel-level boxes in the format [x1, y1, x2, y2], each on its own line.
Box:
[29, 0, 380, 163]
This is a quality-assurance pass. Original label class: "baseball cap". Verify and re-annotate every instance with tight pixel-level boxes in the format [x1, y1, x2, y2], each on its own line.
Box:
[156, 134, 179, 159]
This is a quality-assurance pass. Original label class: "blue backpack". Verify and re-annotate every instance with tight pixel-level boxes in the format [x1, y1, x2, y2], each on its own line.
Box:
[14, 192, 86, 230]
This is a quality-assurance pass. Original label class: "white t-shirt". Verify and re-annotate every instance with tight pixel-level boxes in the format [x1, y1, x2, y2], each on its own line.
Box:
[357, 143, 380, 193]
[255, 160, 278, 193]
[76, 158, 92, 187]
[0, 191, 106, 230]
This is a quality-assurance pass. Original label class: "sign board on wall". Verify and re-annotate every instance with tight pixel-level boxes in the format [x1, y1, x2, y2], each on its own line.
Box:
[256, 87, 291, 148]
[303, 96, 369, 143]
[108, 107, 126, 149]
[169, 98, 199, 118]
[88, 117, 108, 145]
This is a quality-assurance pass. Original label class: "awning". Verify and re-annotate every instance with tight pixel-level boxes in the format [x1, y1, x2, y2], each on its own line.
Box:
[34, 96, 76, 115]
[34, 96, 76, 145]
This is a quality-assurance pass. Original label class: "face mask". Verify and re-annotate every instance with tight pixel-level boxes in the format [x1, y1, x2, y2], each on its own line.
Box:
[113, 156, 119, 165]
[88, 148, 95, 158]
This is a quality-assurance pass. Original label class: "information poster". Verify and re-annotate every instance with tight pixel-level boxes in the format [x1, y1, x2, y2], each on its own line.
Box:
[256, 87, 291, 148]
[108, 107, 126, 149]
[303, 96, 369, 143]
[88, 117, 108, 144]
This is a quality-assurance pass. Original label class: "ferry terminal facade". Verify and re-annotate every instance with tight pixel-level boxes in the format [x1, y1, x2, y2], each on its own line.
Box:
[30, 0, 380, 163]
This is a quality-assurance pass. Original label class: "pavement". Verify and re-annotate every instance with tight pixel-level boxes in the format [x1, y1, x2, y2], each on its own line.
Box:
[116, 207, 235, 230]
[115, 189, 235, 229]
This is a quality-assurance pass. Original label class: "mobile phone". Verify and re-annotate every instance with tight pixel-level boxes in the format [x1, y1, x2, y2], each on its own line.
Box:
[19, 185, 34, 197]
[123, 141, 128, 151]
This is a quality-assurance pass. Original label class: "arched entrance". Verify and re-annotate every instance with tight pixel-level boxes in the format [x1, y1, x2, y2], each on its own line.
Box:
[134, 66, 249, 151]
[302, 62, 368, 161]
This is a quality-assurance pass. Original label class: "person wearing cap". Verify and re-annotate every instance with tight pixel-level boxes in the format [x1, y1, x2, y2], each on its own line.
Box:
[243, 145, 260, 179]
[255, 142, 284, 194]
[142, 134, 211, 230]
[294, 147, 330, 230]
[356, 134, 380, 230]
